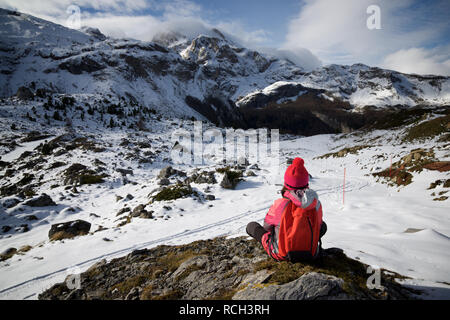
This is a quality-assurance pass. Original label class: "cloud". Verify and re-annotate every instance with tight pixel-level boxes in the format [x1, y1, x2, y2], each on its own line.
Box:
[259, 47, 322, 71]
[382, 47, 450, 76]
[0, 0, 273, 50]
[0, 0, 323, 70]
[284, 0, 450, 75]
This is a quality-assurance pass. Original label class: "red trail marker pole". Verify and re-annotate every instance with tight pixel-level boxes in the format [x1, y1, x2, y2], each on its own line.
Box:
[389, 155, 392, 177]
[343, 167, 346, 205]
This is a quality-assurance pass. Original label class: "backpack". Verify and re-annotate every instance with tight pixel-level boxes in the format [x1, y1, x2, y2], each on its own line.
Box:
[277, 198, 322, 262]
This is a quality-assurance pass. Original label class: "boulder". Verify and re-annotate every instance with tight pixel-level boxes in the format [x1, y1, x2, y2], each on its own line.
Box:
[158, 178, 170, 186]
[1, 197, 21, 208]
[131, 204, 153, 219]
[0, 247, 17, 261]
[48, 219, 91, 241]
[116, 168, 134, 176]
[157, 166, 185, 179]
[232, 272, 346, 300]
[16, 86, 34, 100]
[220, 170, 243, 189]
[24, 193, 56, 207]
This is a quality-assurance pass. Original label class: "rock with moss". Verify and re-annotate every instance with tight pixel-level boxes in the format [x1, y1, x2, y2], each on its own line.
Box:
[157, 166, 185, 180]
[233, 272, 346, 300]
[217, 167, 243, 189]
[23, 193, 56, 207]
[151, 184, 196, 202]
[38, 237, 417, 300]
[63, 163, 107, 185]
[0, 248, 17, 261]
[185, 170, 217, 184]
[48, 220, 91, 241]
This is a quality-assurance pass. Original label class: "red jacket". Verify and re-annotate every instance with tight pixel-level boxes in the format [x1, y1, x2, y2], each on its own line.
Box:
[261, 189, 323, 261]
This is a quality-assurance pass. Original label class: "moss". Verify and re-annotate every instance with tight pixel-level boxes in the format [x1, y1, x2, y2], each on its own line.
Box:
[152, 289, 184, 300]
[373, 168, 413, 187]
[207, 287, 238, 300]
[116, 216, 131, 228]
[315, 145, 371, 159]
[0, 248, 17, 261]
[403, 115, 450, 142]
[50, 230, 89, 241]
[175, 264, 203, 281]
[152, 184, 194, 202]
[157, 249, 197, 272]
[140, 285, 153, 300]
[216, 167, 243, 179]
[444, 179, 450, 188]
[111, 275, 148, 295]
[253, 250, 383, 297]
[428, 180, 443, 189]
[18, 245, 33, 253]
[22, 188, 36, 198]
[217, 166, 243, 189]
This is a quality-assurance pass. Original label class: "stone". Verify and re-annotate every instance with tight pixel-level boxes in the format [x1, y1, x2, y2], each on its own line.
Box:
[116, 168, 133, 176]
[245, 170, 256, 177]
[139, 210, 154, 219]
[158, 178, 170, 186]
[205, 194, 215, 201]
[116, 207, 131, 216]
[232, 272, 346, 300]
[131, 204, 146, 217]
[16, 86, 34, 100]
[24, 193, 56, 207]
[171, 255, 208, 280]
[157, 166, 175, 179]
[0, 247, 17, 261]
[1, 197, 21, 208]
[48, 220, 91, 241]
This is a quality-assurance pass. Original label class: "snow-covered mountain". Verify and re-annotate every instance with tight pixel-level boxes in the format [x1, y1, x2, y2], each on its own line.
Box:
[1, 8, 449, 130]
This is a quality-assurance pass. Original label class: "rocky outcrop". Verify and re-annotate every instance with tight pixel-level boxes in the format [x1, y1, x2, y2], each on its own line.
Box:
[233, 272, 346, 300]
[23, 193, 56, 207]
[15, 86, 34, 100]
[38, 237, 417, 300]
[48, 219, 91, 241]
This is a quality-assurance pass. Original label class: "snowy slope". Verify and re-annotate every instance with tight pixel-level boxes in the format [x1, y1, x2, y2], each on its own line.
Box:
[0, 99, 449, 300]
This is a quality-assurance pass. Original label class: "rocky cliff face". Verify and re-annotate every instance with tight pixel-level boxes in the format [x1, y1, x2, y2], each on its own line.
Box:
[38, 236, 417, 300]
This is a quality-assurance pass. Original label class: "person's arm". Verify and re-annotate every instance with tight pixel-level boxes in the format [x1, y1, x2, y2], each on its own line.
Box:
[263, 198, 288, 231]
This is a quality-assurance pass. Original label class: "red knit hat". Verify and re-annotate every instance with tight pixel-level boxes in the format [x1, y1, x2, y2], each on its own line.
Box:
[284, 157, 309, 190]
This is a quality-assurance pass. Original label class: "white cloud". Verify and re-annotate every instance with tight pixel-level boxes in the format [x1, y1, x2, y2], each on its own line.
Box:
[284, 0, 449, 75]
[0, 0, 323, 70]
[259, 47, 322, 71]
[382, 47, 450, 76]
[0, 0, 271, 48]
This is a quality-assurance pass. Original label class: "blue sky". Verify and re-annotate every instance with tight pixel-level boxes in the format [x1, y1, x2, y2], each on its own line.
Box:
[1, 0, 449, 75]
[163, 0, 302, 47]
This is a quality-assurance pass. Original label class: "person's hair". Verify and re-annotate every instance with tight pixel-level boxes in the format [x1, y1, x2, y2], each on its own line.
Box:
[280, 186, 288, 195]
[279, 184, 309, 196]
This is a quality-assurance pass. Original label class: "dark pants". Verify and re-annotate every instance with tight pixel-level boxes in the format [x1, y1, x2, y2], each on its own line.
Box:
[246, 221, 327, 244]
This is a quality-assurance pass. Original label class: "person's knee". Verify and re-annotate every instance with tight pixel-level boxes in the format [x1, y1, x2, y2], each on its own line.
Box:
[246, 221, 259, 236]
[320, 221, 327, 237]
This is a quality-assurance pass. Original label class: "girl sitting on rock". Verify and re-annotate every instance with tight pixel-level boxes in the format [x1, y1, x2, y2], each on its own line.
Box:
[246, 157, 327, 262]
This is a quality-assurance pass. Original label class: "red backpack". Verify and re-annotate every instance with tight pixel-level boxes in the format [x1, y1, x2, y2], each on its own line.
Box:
[277, 197, 323, 262]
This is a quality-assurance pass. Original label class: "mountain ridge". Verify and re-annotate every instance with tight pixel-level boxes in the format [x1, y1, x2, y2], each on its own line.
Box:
[1, 8, 449, 134]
